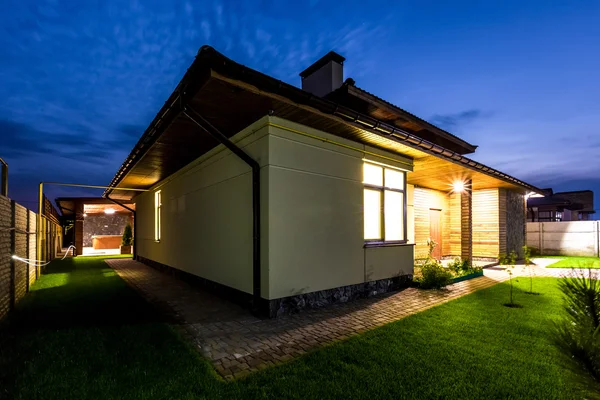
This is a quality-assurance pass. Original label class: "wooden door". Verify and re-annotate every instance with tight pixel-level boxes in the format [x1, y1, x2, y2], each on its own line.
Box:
[429, 209, 442, 260]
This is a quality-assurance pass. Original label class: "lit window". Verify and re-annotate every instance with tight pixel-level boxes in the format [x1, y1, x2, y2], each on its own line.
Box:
[364, 189, 382, 239]
[363, 163, 383, 186]
[363, 162, 406, 242]
[154, 190, 162, 241]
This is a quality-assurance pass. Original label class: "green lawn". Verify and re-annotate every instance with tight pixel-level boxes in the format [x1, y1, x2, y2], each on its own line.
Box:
[0, 256, 597, 399]
[539, 256, 600, 269]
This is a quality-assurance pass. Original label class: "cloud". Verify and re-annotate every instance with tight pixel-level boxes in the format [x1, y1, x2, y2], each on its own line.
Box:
[429, 109, 487, 130]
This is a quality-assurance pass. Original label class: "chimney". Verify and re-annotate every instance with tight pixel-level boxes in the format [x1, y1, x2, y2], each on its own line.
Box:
[299, 51, 345, 97]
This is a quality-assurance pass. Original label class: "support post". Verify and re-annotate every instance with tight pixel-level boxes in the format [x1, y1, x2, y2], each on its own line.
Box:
[460, 179, 473, 263]
[26, 210, 30, 292]
[9, 200, 16, 310]
[37, 182, 43, 278]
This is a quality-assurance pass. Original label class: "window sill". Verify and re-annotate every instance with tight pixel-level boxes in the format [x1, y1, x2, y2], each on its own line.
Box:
[364, 241, 414, 248]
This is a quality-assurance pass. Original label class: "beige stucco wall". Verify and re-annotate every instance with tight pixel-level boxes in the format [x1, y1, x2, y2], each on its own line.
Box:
[265, 117, 414, 299]
[135, 115, 415, 301]
[135, 118, 271, 296]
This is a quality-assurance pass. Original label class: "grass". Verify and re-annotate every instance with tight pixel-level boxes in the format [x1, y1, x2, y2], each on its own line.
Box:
[0, 257, 598, 399]
[538, 256, 600, 269]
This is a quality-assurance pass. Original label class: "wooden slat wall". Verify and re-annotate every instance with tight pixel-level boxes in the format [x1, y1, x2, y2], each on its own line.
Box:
[413, 188, 450, 259]
[472, 189, 500, 258]
[448, 193, 461, 256]
[499, 189, 507, 255]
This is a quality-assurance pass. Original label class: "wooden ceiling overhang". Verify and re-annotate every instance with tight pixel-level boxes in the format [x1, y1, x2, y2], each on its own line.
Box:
[105, 46, 542, 201]
[56, 197, 135, 217]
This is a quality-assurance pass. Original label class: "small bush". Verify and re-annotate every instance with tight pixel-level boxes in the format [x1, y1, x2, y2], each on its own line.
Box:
[554, 267, 600, 381]
[417, 259, 453, 289]
[447, 257, 483, 277]
[122, 223, 133, 246]
[499, 253, 508, 265]
[509, 250, 518, 265]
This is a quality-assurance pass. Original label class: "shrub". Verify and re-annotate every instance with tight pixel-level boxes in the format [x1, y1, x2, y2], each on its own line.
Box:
[554, 267, 600, 381]
[446, 257, 482, 277]
[499, 253, 508, 265]
[509, 250, 518, 265]
[418, 259, 453, 289]
[122, 223, 133, 246]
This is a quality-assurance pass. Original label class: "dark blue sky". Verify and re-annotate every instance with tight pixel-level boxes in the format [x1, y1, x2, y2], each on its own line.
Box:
[2, 0, 599, 212]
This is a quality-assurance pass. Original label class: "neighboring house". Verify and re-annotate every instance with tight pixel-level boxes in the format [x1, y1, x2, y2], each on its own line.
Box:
[527, 190, 595, 222]
[104, 47, 542, 317]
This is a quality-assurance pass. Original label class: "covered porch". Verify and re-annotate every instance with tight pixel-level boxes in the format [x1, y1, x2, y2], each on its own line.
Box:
[406, 154, 530, 264]
[56, 197, 135, 256]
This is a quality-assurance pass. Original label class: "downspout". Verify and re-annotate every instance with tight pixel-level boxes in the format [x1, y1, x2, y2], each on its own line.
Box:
[106, 196, 137, 259]
[0, 158, 7, 197]
[182, 106, 262, 314]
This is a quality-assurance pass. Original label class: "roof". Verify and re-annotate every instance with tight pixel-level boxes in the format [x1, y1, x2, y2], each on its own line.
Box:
[299, 51, 345, 78]
[527, 190, 595, 213]
[326, 82, 477, 154]
[105, 46, 543, 200]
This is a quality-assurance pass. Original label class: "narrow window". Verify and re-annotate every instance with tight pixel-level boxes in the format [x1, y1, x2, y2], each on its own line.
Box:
[363, 162, 407, 243]
[154, 190, 162, 242]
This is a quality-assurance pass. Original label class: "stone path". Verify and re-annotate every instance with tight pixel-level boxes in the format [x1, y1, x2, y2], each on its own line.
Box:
[105, 258, 577, 380]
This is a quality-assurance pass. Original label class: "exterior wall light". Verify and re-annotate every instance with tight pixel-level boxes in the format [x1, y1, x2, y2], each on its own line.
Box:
[452, 180, 465, 193]
[104, 208, 116, 215]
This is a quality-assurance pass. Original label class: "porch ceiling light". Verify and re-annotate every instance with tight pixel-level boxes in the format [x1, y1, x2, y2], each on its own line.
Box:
[452, 180, 465, 193]
[104, 208, 116, 215]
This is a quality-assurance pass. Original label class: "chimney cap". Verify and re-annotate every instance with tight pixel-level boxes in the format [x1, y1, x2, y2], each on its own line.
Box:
[299, 51, 346, 78]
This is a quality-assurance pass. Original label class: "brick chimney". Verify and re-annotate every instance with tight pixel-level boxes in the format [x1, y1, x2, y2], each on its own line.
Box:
[299, 51, 345, 97]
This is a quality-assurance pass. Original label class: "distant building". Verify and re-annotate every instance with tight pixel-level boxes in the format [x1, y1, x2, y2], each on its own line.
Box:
[527, 189, 595, 222]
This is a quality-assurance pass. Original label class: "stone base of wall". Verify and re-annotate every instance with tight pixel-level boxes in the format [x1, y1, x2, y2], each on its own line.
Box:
[136, 255, 413, 319]
[263, 275, 413, 318]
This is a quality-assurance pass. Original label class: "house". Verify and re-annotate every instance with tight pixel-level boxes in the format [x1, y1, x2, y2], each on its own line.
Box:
[527, 190, 595, 222]
[105, 47, 542, 317]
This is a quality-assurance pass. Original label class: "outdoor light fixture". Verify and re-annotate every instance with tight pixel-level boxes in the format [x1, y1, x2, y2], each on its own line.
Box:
[104, 208, 116, 215]
[452, 180, 465, 193]
[83, 213, 87, 217]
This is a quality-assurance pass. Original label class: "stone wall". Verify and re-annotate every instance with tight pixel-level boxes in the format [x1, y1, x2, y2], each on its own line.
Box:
[506, 190, 525, 257]
[0, 195, 39, 321]
[83, 213, 131, 247]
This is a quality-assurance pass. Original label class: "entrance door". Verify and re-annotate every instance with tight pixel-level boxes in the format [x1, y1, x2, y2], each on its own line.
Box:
[429, 209, 442, 260]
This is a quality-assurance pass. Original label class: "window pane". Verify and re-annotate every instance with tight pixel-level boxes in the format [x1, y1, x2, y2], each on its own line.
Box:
[385, 190, 404, 241]
[155, 190, 161, 241]
[363, 163, 383, 186]
[384, 168, 404, 190]
[364, 189, 382, 239]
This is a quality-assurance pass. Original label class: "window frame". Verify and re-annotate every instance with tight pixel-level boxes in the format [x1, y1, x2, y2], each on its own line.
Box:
[154, 190, 162, 242]
[363, 162, 408, 246]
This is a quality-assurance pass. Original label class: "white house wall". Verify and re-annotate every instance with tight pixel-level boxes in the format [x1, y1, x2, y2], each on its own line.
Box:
[135, 115, 415, 302]
[266, 117, 414, 300]
[134, 119, 271, 296]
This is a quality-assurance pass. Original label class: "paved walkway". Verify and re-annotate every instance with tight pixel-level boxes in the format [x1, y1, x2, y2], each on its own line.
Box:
[105, 258, 578, 380]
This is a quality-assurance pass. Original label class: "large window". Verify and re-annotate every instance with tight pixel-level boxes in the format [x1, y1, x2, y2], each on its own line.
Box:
[154, 190, 162, 242]
[363, 162, 406, 243]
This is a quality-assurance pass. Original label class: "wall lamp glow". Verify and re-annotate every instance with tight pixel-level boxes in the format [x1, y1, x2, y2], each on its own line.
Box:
[104, 208, 116, 215]
[83, 213, 87, 217]
[452, 180, 465, 193]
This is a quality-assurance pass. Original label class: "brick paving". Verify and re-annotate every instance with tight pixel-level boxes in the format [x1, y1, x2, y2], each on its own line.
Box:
[106, 258, 579, 380]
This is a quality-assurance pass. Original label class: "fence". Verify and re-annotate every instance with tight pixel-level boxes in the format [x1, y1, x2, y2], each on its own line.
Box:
[0, 194, 61, 320]
[526, 221, 600, 257]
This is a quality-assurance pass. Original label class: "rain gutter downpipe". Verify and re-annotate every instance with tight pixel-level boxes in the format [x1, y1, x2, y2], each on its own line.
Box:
[182, 105, 262, 314]
[0, 158, 8, 197]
